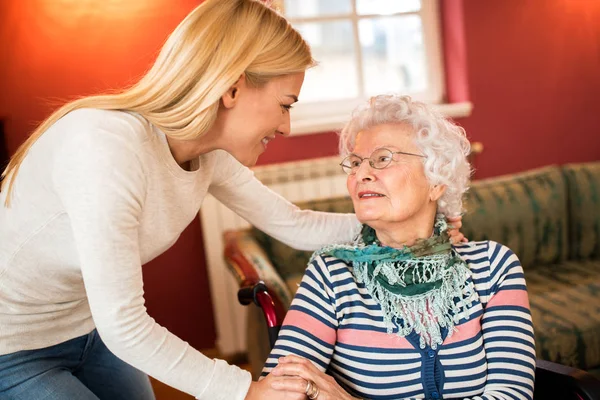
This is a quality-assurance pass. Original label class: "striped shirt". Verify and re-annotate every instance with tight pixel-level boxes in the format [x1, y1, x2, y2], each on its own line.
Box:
[263, 241, 536, 400]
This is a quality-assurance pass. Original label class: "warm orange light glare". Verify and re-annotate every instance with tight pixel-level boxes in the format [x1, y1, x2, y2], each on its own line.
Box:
[37, 0, 157, 23]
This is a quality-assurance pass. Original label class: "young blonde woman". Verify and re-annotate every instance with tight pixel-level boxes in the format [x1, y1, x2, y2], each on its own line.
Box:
[0, 1, 464, 399]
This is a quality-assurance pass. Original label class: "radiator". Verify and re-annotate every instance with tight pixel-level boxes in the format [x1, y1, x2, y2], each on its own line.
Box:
[199, 156, 348, 356]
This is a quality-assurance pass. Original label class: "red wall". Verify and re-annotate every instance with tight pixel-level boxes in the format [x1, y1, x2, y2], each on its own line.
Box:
[0, 0, 216, 350]
[457, 0, 600, 178]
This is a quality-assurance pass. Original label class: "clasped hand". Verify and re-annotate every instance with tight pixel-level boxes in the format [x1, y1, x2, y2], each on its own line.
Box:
[245, 355, 358, 400]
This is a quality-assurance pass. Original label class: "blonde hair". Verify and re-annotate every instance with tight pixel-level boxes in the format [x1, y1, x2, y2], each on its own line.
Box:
[2, 0, 313, 205]
[339, 95, 472, 218]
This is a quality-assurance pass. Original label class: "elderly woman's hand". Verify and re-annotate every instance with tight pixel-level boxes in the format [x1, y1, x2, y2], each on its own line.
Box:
[270, 355, 360, 400]
[447, 215, 468, 243]
[246, 373, 307, 400]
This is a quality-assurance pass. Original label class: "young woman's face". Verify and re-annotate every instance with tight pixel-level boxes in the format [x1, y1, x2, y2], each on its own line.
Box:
[216, 72, 305, 166]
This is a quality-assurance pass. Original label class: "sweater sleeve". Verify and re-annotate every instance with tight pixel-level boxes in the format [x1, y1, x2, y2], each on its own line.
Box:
[261, 256, 338, 376]
[52, 128, 251, 399]
[469, 241, 536, 400]
[209, 151, 361, 251]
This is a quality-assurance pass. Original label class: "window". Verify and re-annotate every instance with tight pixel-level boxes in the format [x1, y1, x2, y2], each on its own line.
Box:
[274, 0, 470, 135]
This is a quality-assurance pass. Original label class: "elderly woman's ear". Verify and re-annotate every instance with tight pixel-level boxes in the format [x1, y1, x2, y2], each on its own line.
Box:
[429, 184, 447, 202]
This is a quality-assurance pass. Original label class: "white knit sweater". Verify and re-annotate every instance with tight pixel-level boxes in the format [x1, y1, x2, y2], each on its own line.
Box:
[0, 108, 360, 399]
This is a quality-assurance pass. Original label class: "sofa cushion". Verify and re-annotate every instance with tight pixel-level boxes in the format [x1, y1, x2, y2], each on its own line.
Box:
[251, 196, 354, 280]
[526, 259, 600, 370]
[562, 161, 600, 260]
[462, 165, 568, 270]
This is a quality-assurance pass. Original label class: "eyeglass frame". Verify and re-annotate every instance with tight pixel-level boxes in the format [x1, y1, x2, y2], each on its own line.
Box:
[339, 147, 427, 175]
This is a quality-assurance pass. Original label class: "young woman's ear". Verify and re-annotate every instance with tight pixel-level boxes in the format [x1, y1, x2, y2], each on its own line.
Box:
[429, 184, 447, 202]
[221, 74, 246, 109]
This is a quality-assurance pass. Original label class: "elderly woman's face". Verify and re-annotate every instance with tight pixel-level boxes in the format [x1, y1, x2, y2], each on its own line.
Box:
[347, 123, 437, 228]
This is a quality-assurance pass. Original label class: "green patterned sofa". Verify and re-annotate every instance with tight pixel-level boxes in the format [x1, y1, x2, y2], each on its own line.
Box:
[224, 161, 600, 378]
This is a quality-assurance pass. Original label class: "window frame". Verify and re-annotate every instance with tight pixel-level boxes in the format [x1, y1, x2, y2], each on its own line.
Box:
[275, 0, 473, 135]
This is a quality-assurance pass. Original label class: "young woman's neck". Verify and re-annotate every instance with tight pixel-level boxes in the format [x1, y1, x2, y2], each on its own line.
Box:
[165, 129, 222, 168]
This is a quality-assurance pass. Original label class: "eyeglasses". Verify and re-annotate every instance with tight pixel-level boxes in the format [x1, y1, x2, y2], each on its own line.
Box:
[340, 147, 426, 175]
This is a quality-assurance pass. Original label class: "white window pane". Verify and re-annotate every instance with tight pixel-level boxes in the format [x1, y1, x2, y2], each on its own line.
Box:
[357, 0, 421, 15]
[293, 21, 359, 102]
[283, 0, 351, 18]
[360, 15, 427, 96]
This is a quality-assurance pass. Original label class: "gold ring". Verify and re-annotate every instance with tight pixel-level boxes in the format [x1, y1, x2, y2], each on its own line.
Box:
[307, 380, 319, 399]
[304, 380, 313, 396]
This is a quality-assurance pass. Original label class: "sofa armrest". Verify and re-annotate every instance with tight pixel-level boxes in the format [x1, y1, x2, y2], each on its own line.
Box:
[223, 230, 292, 321]
[535, 359, 600, 400]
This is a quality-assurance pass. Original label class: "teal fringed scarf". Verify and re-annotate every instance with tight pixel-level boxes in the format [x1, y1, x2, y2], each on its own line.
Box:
[311, 215, 476, 349]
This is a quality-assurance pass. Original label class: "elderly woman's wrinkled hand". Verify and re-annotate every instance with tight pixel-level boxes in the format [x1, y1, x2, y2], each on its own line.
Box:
[447, 215, 468, 243]
[270, 355, 360, 400]
[246, 373, 307, 400]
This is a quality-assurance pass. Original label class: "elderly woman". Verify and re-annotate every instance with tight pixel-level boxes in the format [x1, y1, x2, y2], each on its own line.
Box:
[262, 95, 536, 400]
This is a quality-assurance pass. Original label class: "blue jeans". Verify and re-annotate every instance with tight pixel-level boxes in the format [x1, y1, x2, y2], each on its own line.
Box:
[0, 329, 156, 400]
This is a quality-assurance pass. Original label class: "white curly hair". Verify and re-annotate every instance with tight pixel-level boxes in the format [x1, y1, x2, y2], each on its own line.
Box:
[339, 94, 472, 217]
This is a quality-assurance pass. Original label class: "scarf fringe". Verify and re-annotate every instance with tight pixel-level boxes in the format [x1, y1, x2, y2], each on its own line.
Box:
[354, 255, 476, 349]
